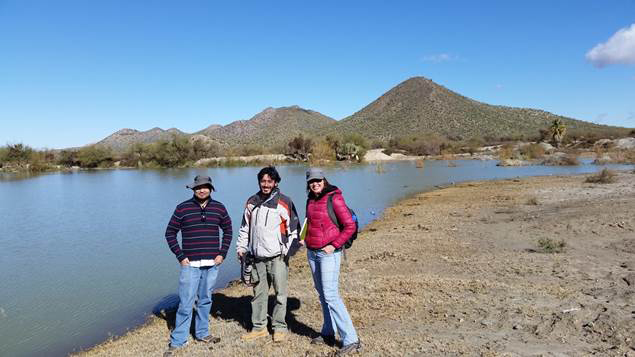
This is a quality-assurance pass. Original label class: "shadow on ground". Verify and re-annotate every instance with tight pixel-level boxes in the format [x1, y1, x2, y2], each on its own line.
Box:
[152, 292, 317, 338]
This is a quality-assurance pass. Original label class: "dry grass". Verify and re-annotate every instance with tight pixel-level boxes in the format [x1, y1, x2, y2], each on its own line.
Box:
[526, 197, 539, 205]
[585, 168, 617, 184]
[519, 143, 546, 160]
[537, 238, 566, 253]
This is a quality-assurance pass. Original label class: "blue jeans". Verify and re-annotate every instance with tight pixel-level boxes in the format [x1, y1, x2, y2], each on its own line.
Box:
[170, 265, 219, 347]
[307, 249, 358, 345]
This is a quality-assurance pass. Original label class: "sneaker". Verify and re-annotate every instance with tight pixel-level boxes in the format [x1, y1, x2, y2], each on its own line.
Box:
[196, 335, 221, 344]
[310, 334, 336, 346]
[273, 330, 287, 343]
[163, 345, 179, 357]
[241, 328, 269, 341]
[335, 341, 362, 356]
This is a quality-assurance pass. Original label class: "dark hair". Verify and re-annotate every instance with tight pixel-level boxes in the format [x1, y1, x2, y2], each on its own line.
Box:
[306, 178, 330, 195]
[257, 166, 281, 183]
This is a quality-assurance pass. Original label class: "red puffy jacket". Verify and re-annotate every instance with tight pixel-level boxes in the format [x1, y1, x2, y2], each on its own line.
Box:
[305, 186, 356, 250]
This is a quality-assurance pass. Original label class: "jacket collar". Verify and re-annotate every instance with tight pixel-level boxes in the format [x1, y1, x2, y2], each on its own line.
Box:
[253, 187, 280, 208]
[309, 184, 338, 201]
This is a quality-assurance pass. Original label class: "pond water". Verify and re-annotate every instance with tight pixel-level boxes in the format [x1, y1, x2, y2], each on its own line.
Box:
[1, 160, 633, 357]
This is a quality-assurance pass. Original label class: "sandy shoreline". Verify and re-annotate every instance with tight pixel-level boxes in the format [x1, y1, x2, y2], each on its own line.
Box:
[77, 170, 635, 356]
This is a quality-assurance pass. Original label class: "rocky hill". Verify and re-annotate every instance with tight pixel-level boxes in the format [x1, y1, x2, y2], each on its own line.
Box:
[92, 77, 628, 151]
[327, 77, 622, 140]
[203, 105, 336, 147]
[96, 127, 187, 150]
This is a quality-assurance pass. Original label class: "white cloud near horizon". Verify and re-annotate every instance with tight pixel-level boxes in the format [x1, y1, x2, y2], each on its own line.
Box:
[422, 53, 459, 63]
[586, 23, 635, 67]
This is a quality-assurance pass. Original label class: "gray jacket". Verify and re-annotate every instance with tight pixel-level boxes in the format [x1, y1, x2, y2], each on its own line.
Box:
[237, 188, 300, 259]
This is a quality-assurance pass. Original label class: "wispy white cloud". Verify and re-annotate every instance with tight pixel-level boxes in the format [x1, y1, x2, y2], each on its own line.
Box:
[495, 84, 504, 90]
[422, 53, 459, 63]
[586, 23, 635, 67]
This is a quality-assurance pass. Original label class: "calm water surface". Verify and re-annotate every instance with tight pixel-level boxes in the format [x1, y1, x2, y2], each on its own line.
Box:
[1, 161, 633, 357]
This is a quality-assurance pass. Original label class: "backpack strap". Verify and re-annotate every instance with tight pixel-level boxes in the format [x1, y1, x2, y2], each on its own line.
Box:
[326, 194, 341, 229]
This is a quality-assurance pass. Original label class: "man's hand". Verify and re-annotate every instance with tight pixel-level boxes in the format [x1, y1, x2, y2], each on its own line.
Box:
[298, 240, 306, 247]
[214, 255, 224, 265]
[237, 250, 245, 260]
[180, 258, 190, 266]
[322, 244, 335, 254]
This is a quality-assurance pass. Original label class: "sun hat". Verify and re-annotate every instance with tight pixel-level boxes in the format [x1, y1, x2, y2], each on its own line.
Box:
[186, 175, 215, 191]
[306, 168, 325, 182]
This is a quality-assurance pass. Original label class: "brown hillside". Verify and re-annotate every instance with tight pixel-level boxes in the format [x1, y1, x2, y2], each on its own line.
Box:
[328, 77, 626, 140]
[204, 105, 336, 147]
[96, 127, 187, 151]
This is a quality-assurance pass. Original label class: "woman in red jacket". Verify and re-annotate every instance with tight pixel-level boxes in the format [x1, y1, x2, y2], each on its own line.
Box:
[304, 168, 361, 355]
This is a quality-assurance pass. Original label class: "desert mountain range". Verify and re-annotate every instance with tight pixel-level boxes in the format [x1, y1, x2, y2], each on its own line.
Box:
[95, 77, 622, 151]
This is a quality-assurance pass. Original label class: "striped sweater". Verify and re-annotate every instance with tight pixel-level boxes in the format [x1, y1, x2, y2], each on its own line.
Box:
[165, 197, 233, 262]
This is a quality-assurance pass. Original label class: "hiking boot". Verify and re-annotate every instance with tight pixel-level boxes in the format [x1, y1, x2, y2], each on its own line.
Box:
[162, 345, 179, 357]
[335, 341, 362, 356]
[241, 328, 269, 341]
[310, 334, 336, 346]
[196, 335, 221, 344]
[273, 330, 287, 343]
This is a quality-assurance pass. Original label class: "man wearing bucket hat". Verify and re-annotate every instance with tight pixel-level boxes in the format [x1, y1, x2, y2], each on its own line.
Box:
[163, 175, 233, 355]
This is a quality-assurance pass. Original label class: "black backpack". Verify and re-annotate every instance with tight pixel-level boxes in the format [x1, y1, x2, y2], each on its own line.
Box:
[325, 195, 359, 249]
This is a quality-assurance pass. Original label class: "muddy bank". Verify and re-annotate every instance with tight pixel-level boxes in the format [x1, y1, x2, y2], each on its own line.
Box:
[77, 171, 635, 356]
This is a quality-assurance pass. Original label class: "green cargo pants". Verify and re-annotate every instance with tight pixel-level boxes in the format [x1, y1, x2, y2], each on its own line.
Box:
[251, 255, 288, 331]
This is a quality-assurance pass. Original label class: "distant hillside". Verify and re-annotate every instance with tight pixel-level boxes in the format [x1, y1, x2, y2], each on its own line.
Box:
[93, 106, 335, 151]
[328, 77, 624, 140]
[96, 127, 186, 150]
[203, 105, 336, 147]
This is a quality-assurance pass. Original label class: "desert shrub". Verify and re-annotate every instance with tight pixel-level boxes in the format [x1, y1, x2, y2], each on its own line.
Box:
[585, 168, 617, 184]
[311, 139, 336, 161]
[5, 143, 32, 163]
[57, 150, 80, 166]
[537, 238, 566, 253]
[370, 140, 384, 149]
[388, 133, 449, 156]
[0, 147, 8, 163]
[519, 143, 546, 159]
[526, 197, 539, 205]
[77, 145, 113, 168]
[287, 134, 313, 160]
[463, 137, 485, 155]
[236, 144, 265, 156]
[497, 144, 515, 160]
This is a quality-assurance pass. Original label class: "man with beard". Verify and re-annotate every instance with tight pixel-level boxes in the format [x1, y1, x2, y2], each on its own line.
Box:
[163, 175, 233, 355]
[237, 166, 300, 343]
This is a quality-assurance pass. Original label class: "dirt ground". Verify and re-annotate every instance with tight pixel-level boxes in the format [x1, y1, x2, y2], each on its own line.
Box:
[78, 171, 635, 357]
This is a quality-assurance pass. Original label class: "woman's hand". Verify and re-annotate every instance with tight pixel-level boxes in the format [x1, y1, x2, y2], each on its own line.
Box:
[180, 258, 190, 267]
[322, 244, 335, 254]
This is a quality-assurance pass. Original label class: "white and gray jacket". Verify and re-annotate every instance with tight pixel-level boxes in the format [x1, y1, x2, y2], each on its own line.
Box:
[237, 189, 300, 259]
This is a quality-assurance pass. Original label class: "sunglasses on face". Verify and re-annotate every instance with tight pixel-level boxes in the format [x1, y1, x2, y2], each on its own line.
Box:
[308, 179, 323, 185]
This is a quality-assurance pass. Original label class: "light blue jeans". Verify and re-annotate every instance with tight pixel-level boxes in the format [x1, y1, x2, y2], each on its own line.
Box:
[170, 264, 219, 347]
[307, 249, 359, 346]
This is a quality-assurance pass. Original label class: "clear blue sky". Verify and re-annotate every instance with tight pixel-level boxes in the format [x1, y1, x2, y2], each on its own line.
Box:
[1, 0, 634, 149]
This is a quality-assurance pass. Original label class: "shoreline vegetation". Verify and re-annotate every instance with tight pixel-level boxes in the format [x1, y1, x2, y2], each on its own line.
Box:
[75, 170, 635, 356]
[2, 132, 635, 176]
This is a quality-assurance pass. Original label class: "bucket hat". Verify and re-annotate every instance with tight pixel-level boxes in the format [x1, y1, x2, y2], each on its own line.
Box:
[186, 175, 215, 191]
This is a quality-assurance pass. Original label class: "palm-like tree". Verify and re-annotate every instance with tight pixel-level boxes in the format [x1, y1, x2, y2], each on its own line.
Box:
[550, 118, 566, 148]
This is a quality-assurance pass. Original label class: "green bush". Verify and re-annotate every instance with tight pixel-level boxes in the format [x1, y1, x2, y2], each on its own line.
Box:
[77, 145, 113, 168]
